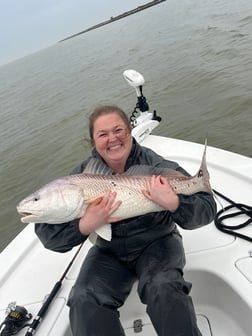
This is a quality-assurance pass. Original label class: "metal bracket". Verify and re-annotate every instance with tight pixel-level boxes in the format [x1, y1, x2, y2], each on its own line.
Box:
[133, 319, 143, 333]
[5, 302, 17, 315]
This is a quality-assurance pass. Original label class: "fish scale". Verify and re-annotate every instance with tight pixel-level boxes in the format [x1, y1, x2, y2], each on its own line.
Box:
[68, 174, 164, 219]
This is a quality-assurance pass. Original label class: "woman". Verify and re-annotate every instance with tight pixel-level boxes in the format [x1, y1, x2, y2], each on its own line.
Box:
[35, 105, 216, 336]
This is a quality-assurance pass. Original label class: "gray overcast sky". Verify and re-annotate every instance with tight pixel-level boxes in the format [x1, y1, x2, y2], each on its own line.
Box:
[0, 0, 147, 66]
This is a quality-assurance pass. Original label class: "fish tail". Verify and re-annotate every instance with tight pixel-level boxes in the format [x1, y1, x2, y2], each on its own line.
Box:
[197, 139, 213, 194]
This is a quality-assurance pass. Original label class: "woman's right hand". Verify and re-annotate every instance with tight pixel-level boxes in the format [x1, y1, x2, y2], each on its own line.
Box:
[79, 190, 122, 235]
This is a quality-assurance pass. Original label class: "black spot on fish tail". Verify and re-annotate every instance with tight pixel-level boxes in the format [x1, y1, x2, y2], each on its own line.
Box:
[198, 169, 203, 178]
[194, 139, 213, 194]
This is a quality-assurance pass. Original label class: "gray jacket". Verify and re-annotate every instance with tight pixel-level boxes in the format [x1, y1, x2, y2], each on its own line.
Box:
[35, 139, 216, 253]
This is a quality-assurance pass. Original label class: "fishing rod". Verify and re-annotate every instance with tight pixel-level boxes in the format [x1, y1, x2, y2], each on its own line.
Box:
[23, 243, 83, 336]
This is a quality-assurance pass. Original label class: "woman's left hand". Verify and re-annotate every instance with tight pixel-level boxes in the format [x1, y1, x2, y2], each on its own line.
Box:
[142, 175, 180, 213]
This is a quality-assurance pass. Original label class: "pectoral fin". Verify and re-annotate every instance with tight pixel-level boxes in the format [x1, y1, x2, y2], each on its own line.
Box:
[88, 232, 98, 245]
[95, 224, 112, 241]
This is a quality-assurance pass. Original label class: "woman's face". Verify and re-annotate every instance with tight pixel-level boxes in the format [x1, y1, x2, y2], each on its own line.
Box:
[92, 112, 132, 170]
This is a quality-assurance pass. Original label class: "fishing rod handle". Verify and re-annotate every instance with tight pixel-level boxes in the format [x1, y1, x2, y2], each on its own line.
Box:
[24, 316, 41, 335]
[24, 281, 62, 336]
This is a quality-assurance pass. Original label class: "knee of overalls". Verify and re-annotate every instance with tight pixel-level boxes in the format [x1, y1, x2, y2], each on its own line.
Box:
[138, 269, 192, 303]
[67, 283, 125, 311]
[67, 287, 125, 336]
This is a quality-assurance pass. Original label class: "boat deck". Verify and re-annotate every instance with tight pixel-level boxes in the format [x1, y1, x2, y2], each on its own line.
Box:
[1, 136, 251, 335]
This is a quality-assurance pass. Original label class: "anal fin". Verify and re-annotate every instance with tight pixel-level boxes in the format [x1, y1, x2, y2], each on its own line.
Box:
[95, 224, 112, 241]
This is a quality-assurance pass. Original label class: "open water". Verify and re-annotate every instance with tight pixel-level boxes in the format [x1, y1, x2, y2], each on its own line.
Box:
[0, 0, 252, 251]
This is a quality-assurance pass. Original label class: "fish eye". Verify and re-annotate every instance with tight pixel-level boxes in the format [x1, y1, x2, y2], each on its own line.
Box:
[33, 195, 40, 202]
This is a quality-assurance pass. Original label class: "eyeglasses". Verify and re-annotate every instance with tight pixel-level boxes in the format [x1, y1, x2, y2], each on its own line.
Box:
[95, 127, 129, 141]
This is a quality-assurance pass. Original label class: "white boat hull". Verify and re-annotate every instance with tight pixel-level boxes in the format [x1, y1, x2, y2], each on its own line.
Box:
[1, 136, 252, 335]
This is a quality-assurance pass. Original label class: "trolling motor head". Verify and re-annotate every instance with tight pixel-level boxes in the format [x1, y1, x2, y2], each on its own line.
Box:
[123, 69, 145, 96]
[123, 69, 149, 112]
[123, 69, 161, 143]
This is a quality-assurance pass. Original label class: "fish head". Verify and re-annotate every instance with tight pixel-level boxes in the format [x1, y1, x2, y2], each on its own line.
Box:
[16, 178, 85, 224]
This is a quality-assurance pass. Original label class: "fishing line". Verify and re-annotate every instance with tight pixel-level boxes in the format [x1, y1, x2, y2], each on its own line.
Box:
[213, 189, 252, 242]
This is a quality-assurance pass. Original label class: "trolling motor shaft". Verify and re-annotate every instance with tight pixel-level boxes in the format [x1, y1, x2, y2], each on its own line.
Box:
[123, 69, 162, 143]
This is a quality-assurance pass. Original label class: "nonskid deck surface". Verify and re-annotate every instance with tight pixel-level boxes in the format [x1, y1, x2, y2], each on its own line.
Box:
[123, 314, 212, 336]
[1, 240, 250, 336]
[120, 269, 251, 336]
[0, 307, 238, 336]
[1, 228, 251, 336]
[0, 306, 246, 336]
[123, 306, 249, 336]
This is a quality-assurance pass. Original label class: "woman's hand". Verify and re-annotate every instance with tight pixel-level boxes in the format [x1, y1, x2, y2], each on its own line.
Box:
[79, 190, 122, 235]
[142, 175, 179, 213]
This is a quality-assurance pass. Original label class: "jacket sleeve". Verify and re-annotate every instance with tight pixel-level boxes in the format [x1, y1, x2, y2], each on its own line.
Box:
[35, 220, 88, 252]
[171, 192, 216, 230]
[34, 159, 90, 253]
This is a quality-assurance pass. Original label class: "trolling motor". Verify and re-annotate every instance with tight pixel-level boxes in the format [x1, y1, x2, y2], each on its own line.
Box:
[123, 69, 161, 143]
[0, 304, 32, 336]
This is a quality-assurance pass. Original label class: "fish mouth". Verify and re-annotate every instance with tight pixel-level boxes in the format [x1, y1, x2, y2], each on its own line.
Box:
[16, 207, 42, 223]
[18, 212, 38, 223]
[21, 212, 33, 217]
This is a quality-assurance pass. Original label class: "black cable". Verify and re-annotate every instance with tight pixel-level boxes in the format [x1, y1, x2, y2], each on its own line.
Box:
[213, 189, 252, 242]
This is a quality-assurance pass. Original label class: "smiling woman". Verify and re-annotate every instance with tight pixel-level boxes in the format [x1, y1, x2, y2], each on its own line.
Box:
[89, 105, 131, 138]
[32, 103, 216, 336]
[95, 127, 129, 141]
[91, 106, 133, 174]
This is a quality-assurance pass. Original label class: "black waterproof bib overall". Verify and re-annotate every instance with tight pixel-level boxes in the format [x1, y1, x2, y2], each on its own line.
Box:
[67, 220, 202, 336]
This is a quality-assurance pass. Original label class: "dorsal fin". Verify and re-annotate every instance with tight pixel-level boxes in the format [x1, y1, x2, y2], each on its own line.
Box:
[84, 158, 185, 177]
[83, 158, 113, 175]
[124, 165, 185, 177]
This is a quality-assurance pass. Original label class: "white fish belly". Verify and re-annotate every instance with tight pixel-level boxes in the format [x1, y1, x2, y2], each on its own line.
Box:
[76, 175, 164, 219]
[113, 189, 163, 219]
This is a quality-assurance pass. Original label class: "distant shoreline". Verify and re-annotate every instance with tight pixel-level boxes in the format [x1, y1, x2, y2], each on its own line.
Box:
[59, 0, 166, 42]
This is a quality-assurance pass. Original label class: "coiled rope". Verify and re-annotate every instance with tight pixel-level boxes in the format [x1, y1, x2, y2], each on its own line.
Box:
[214, 189, 252, 242]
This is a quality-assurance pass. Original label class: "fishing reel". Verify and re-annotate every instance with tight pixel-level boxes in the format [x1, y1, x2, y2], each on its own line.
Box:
[123, 69, 161, 143]
[0, 303, 32, 336]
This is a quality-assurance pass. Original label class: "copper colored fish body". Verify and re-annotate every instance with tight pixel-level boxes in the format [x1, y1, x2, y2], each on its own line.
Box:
[17, 142, 212, 240]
